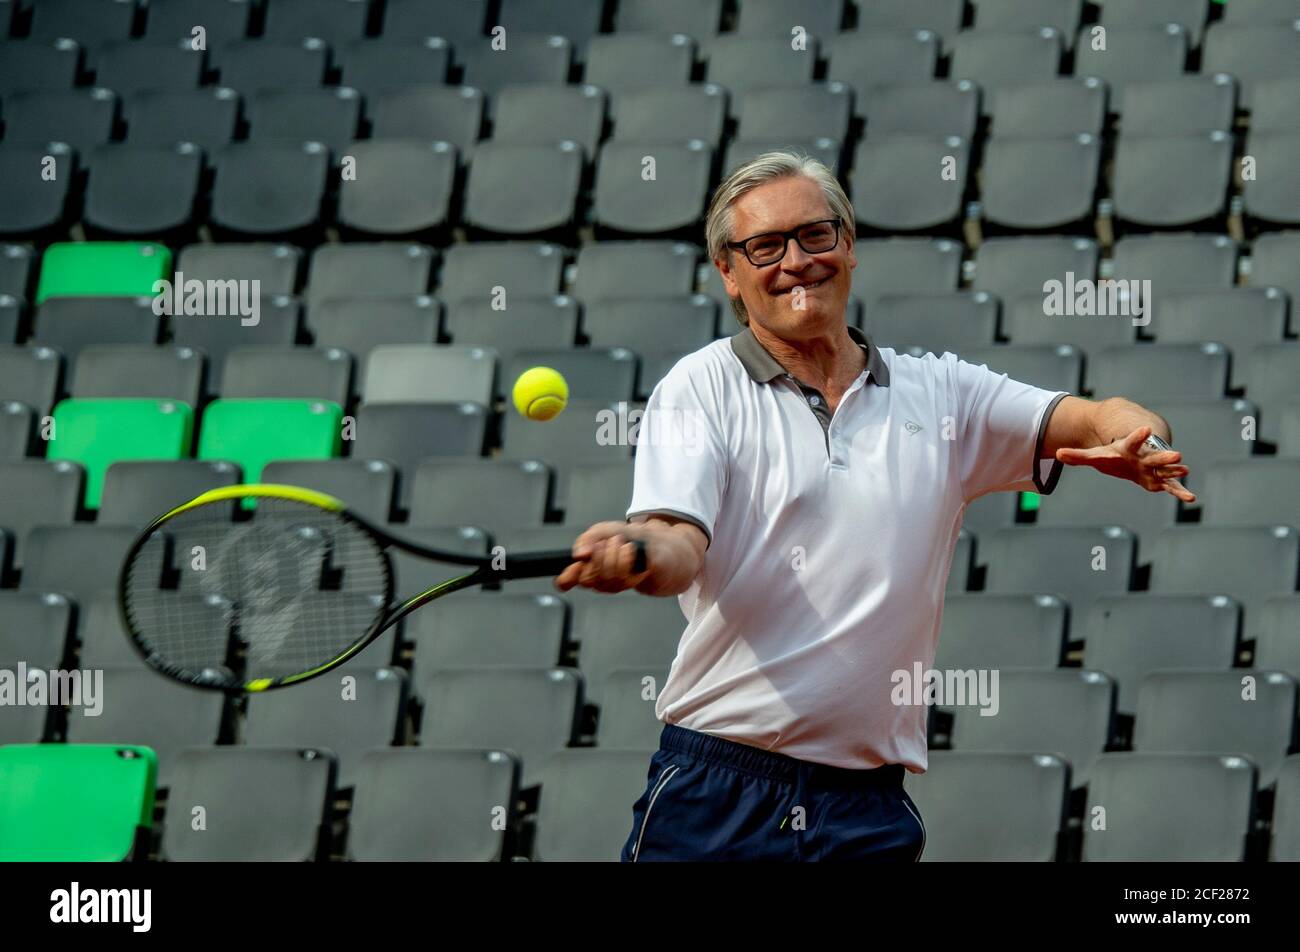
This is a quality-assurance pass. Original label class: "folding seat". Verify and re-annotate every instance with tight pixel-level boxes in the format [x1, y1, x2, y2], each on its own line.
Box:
[261, 0, 369, 45]
[853, 238, 963, 311]
[198, 398, 341, 483]
[362, 345, 495, 405]
[309, 295, 439, 387]
[1256, 598, 1300, 682]
[0, 745, 158, 861]
[593, 141, 713, 237]
[1274, 755, 1300, 860]
[1118, 74, 1236, 136]
[173, 295, 301, 397]
[1242, 132, 1300, 230]
[1203, 21, 1300, 107]
[581, 296, 716, 356]
[1203, 459, 1300, 529]
[36, 241, 172, 303]
[28, 0, 135, 66]
[381, 0, 489, 49]
[0, 295, 19, 343]
[177, 242, 301, 297]
[1111, 132, 1234, 230]
[905, 751, 1070, 861]
[614, 0, 723, 38]
[0, 38, 80, 95]
[1099, 0, 1209, 48]
[410, 592, 567, 672]
[337, 37, 449, 93]
[1276, 406, 1300, 456]
[1251, 78, 1300, 134]
[585, 34, 695, 96]
[213, 38, 328, 91]
[595, 667, 670, 749]
[79, 589, 227, 668]
[260, 458, 394, 524]
[568, 591, 684, 705]
[1150, 526, 1300, 640]
[458, 34, 572, 110]
[1145, 397, 1258, 478]
[862, 292, 997, 355]
[386, 527, 490, 593]
[734, 0, 844, 38]
[705, 36, 817, 92]
[956, 344, 1083, 395]
[852, 135, 970, 234]
[503, 348, 636, 403]
[0, 144, 76, 239]
[949, 29, 1063, 89]
[94, 39, 204, 95]
[1109, 233, 1238, 299]
[983, 526, 1137, 612]
[245, 87, 362, 152]
[463, 142, 583, 237]
[1136, 671, 1297, 788]
[368, 93, 483, 168]
[973, 236, 1098, 305]
[144, 0, 252, 46]
[348, 748, 518, 861]
[0, 244, 34, 300]
[0, 346, 62, 417]
[0, 591, 73, 676]
[1250, 232, 1300, 323]
[1073, 24, 1189, 96]
[970, 0, 1082, 47]
[980, 135, 1101, 232]
[0, 460, 82, 568]
[492, 84, 607, 157]
[578, 242, 700, 303]
[1224, 0, 1300, 23]
[21, 525, 142, 606]
[122, 87, 240, 151]
[336, 140, 457, 239]
[351, 402, 489, 509]
[83, 143, 203, 239]
[1148, 288, 1286, 389]
[2, 88, 119, 155]
[535, 749, 663, 861]
[417, 667, 582, 787]
[498, 0, 603, 60]
[500, 400, 634, 511]
[1244, 340, 1300, 444]
[1000, 289, 1137, 354]
[306, 243, 434, 310]
[0, 402, 33, 459]
[99, 459, 241, 527]
[949, 528, 973, 591]
[1088, 343, 1229, 401]
[936, 594, 1068, 671]
[162, 748, 335, 859]
[563, 461, 635, 525]
[724, 138, 842, 180]
[987, 78, 1106, 137]
[1035, 460, 1178, 550]
[861, 81, 979, 139]
[733, 85, 852, 145]
[442, 296, 577, 363]
[40, 293, 159, 365]
[853, 0, 965, 39]
[244, 666, 407, 789]
[438, 242, 564, 304]
[210, 142, 330, 240]
[827, 31, 940, 108]
[220, 347, 352, 403]
[70, 344, 204, 404]
[948, 669, 1116, 787]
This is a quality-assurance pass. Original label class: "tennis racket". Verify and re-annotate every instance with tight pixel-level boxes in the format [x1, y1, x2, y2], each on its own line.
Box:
[117, 483, 646, 693]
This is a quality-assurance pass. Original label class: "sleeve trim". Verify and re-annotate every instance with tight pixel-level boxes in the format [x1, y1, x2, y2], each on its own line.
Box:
[1033, 392, 1069, 495]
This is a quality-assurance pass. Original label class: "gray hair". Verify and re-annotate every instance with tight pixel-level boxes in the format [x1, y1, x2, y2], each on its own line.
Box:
[704, 151, 855, 326]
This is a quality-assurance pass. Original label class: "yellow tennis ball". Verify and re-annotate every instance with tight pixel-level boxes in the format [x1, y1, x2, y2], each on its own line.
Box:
[512, 366, 569, 421]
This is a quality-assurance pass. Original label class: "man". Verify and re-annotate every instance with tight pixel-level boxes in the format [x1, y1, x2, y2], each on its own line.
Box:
[555, 152, 1194, 862]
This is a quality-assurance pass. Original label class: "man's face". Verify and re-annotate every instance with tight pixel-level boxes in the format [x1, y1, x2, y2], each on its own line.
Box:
[715, 175, 856, 339]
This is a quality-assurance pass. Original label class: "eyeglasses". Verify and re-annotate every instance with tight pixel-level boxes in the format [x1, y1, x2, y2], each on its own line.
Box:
[727, 218, 844, 267]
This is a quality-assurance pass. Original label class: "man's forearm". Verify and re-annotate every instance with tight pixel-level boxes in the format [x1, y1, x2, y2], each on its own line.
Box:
[1089, 397, 1171, 447]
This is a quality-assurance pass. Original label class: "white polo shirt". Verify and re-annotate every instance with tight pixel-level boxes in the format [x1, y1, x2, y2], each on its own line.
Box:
[627, 325, 1067, 772]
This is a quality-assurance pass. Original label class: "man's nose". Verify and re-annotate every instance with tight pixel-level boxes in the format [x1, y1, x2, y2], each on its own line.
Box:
[782, 239, 814, 270]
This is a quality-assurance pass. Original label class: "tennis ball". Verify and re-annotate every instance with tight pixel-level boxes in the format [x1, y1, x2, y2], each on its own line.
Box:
[512, 366, 569, 421]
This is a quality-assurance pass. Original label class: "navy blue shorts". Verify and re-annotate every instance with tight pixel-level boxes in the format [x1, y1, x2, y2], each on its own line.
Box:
[621, 724, 926, 862]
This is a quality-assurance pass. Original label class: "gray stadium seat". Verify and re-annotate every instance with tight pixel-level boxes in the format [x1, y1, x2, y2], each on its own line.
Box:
[384, 526, 490, 595]
[459, 34, 572, 111]
[33, 296, 159, 363]
[615, 0, 723, 37]
[20, 525, 137, 607]
[306, 243, 434, 311]
[586, 34, 695, 96]
[705, 35, 817, 91]
[861, 80, 979, 139]
[1203, 20, 1300, 108]
[949, 29, 1063, 89]
[1203, 459, 1300, 528]
[0, 144, 76, 238]
[972, 235, 1098, 302]
[338, 37, 450, 93]
[1112, 132, 1234, 230]
[853, 237, 963, 310]
[220, 346, 351, 403]
[442, 296, 578, 363]
[971, 0, 1082, 47]
[594, 141, 713, 237]
[347, 748, 519, 861]
[1250, 232, 1300, 319]
[210, 141, 330, 239]
[1147, 398, 1259, 482]
[596, 667, 670, 749]
[1082, 753, 1256, 861]
[1245, 340, 1300, 444]
[0, 346, 62, 417]
[176, 242, 301, 297]
[854, 0, 965, 43]
[243, 666, 407, 789]
[408, 458, 551, 530]
[1035, 464, 1180, 551]
[1073, 24, 1188, 97]
[1243, 132, 1300, 229]
[957, 344, 1083, 394]
[123, 87, 240, 151]
[735, 84, 853, 143]
[11, 91, 114, 147]
[1118, 74, 1237, 135]
[145, 0, 251, 47]
[582, 296, 716, 356]
[0, 401, 33, 459]
[492, 84, 607, 157]
[502, 348, 637, 402]
[410, 592, 568, 671]
[724, 138, 842, 180]
[0, 294, 18, 344]
[27, 0, 132, 60]
[1082, 594, 1241, 715]
[0, 38, 79, 96]
[980, 134, 1101, 232]
[381, 0, 489, 49]
[246, 87, 363, 152]
[1109, 233, 1238, 298]
[368, 86, 484, 156]
[1089, 343, 1230, 401]
[734, 0, 845, 37]
[572, 241, 699, 301]
[1273, 754, 1300, 860]
[983, 526, 1137, 611]
[99, 460, 241, 528]
[863, 292, 998, 355]
[95, 39, 204, 95]
[1000, 291, 1137, 354]
[362, 345, 496, 405]
[351, 402, 490, 510]
[852, 135, 969, 234]
[1100, 0, 1209, 48]
[1251, 77, 1300, 134]
[78, 589, 227, 669]
[904, 751, 1070, 861]
[494, 525, 586, 594]
[535, 749, 659, 861]
[260, 0, 369, 45]
[418, 667, 582, 787]
[162, 747, 335, 860]
[214, 38, 328, 91]
[564, 461, 635, 525]
[70, 344, 203, 404]
[1224, 0, 1300, 24]
[500, 402, 636, 511]
[438, 242, 564, 304]
[0, 590, 72, 672]
[261, 458, 396, 525]
[0, 244, 34, 300]
[987, 77, 1106, 137]
[464, 142, 583, 237]
[1149, 288, 1286, 389]
[571, 591, 685, 707]
[498, 0, 603, 61]
[1257, 597, 1300, 683]
[172, 295, 300, 397]
[309, 296, 440, 389]
[0, 460, 83, 569]
[936, 594, 1068, 671]
[827, 31, 940, 108]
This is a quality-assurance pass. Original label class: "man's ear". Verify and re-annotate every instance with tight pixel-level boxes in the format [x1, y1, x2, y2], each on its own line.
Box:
[714, 254, 741, 298]
[843, 231, 857, 272]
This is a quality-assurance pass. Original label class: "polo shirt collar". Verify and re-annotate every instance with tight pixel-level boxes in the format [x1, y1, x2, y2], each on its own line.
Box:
[730, 324, 891, 387]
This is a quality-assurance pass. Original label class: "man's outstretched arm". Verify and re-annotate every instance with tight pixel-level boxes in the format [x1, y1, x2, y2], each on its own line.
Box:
[1043, 395, 1195, 503]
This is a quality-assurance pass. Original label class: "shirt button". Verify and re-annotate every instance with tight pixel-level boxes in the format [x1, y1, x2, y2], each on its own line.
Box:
[809, 395, 821, 406]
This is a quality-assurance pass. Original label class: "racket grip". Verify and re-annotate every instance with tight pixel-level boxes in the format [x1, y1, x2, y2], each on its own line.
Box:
[497, 540, 648, 580]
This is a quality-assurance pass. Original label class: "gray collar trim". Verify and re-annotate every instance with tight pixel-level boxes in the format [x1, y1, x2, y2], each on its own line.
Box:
[729, 324, 891, 388]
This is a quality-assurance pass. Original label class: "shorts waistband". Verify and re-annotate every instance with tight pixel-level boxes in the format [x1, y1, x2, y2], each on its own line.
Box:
[659, 723, 905, 789]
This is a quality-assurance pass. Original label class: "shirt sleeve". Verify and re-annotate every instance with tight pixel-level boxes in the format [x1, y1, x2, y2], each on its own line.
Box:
[952, 355, 1068, 503]
[625, 360, 728, 547]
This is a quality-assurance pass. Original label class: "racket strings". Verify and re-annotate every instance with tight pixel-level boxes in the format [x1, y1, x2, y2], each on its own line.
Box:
[122, 497, 391, 685]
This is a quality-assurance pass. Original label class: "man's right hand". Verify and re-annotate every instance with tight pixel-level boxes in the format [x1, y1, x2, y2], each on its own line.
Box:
[556, 515, 707, 596]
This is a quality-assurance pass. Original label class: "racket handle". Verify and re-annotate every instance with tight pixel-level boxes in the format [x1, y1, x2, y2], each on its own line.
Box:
[496, 540, 648, 580]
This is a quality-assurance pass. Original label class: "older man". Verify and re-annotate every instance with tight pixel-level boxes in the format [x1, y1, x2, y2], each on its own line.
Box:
[556, 152, 1193, 862]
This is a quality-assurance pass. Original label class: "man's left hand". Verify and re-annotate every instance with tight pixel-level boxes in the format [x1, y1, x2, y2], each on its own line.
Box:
[1055, 425, 1196, 503]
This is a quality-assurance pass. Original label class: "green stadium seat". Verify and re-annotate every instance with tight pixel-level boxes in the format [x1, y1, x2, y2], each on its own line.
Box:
[35, 242, 173, 304]
[47, 398, 194, 509]
[0, 744, 157, 861]
[198, 399, 341, 484]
